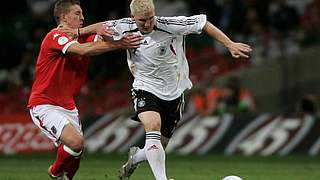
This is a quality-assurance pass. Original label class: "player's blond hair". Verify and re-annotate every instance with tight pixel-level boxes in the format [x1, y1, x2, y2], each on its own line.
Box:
[130, 0, 155, 15]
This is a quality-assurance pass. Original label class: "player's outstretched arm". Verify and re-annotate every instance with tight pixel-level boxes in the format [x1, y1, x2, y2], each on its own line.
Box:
[203, 21, 252, 58]
[66, 33, 143, 56]
[79, 22, 115, 38]
[79, 22, 104, 34]
[58, 22, 114, 40]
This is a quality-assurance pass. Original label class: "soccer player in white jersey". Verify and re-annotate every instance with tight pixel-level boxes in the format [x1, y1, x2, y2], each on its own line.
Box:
[68, 0, 252, 179]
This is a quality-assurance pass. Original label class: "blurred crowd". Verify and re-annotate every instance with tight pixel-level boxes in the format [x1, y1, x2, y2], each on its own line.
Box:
[0, 0, 320, 116]
[190, 76, 256, 117]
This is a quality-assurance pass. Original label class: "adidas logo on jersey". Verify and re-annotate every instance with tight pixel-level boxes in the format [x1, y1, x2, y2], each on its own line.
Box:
[142, 40, 148, 45]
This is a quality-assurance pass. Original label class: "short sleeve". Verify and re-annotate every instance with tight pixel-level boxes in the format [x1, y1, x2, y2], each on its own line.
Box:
[47, 31, 77, 54]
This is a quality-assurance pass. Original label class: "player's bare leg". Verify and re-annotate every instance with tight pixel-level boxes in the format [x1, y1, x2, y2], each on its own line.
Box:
[49, 124, 84, 180]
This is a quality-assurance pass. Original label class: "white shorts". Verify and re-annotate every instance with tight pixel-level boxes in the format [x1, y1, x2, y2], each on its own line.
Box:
[29, 105, 83, 147]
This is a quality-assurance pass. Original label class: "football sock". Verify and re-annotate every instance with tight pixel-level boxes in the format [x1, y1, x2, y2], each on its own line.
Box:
[51, 144, 82, 177]
[132, 147, 147, 164]
[145, 131, 168, 180]
[65, 155, 81, 179]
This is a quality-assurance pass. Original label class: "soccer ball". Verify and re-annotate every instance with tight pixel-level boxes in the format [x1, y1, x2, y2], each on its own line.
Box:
[222, 175, 242, 180]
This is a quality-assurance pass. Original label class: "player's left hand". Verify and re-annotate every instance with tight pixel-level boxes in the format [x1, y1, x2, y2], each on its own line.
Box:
[228, 42, 252, 59]
[97, 23, 116, 39]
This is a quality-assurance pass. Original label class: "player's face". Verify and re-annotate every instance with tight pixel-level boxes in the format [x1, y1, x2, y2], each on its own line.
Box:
[133, 10, 155, 34]
[62, 5, 84, 28]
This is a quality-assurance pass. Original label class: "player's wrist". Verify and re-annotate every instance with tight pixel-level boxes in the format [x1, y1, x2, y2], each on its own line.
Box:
[224, 40, 233, 49]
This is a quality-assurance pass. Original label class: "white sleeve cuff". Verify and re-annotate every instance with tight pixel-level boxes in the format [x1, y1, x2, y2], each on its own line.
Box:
[62, 41, 77, 54]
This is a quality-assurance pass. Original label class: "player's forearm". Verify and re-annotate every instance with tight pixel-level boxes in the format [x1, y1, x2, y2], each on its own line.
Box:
[84, 41, 122, 56]
[68, 41, 122, 56]
[203, 21, 233, 48]
[79, 22, 104, 35]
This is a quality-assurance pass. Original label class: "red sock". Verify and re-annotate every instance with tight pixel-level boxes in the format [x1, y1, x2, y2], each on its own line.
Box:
[65, 157, 81, 179]
[50, 144, 74, 176]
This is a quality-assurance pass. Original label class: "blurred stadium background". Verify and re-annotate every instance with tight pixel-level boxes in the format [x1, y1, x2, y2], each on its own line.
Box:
[1, 0, 320, 179]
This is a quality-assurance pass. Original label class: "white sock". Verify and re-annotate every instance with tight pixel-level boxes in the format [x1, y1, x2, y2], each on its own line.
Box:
[145, 131, 168, 180]
[133, 147, 147, 164]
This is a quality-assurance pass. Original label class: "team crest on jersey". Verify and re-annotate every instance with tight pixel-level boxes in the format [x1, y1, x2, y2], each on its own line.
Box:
[158, 46, 167, 56]
[51, 126, 57, 135]
[138, 98, 146, 108]
[58, 36, 68, 45]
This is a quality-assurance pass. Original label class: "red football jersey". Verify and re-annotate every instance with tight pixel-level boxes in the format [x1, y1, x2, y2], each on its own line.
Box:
[28, 29, 97, 110]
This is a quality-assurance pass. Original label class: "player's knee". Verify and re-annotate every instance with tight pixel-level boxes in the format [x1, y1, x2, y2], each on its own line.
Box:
[69, 136, 84, 152]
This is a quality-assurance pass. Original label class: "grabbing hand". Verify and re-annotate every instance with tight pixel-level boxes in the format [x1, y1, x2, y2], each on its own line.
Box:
[117, 33, 143, 49]
[98, 23, 117, 40]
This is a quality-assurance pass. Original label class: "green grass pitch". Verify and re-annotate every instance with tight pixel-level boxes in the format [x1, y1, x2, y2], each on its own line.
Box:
[0, 153, 319, 180]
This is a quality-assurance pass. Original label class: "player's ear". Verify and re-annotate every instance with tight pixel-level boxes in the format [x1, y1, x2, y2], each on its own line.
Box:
[60, 13, 66, 22]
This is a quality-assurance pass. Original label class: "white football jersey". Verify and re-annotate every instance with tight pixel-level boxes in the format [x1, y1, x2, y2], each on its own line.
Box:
[106, 15, 207, 100]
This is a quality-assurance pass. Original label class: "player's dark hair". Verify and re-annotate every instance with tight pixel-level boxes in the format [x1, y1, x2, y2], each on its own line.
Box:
[54, 0, 80, 24]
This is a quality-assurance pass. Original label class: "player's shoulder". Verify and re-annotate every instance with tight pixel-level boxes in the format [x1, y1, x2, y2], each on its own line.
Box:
[112, 18, 135, 26]
[40, 28, 72, 49]
[43, 28, 69, 41]
[155, 16, 190, 27]
[156, 15, 206, 25]
[46, 28, 66, 37]
[156, 16, 185, 22]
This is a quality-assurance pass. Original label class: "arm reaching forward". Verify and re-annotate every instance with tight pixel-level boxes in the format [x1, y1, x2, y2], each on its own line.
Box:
[67, 33, 143, 56]
[203, 21, 252, 58]
[58, 23, 115, 40]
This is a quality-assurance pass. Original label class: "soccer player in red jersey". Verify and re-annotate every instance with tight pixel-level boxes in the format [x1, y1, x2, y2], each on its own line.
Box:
[27, 0, 142, 179]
